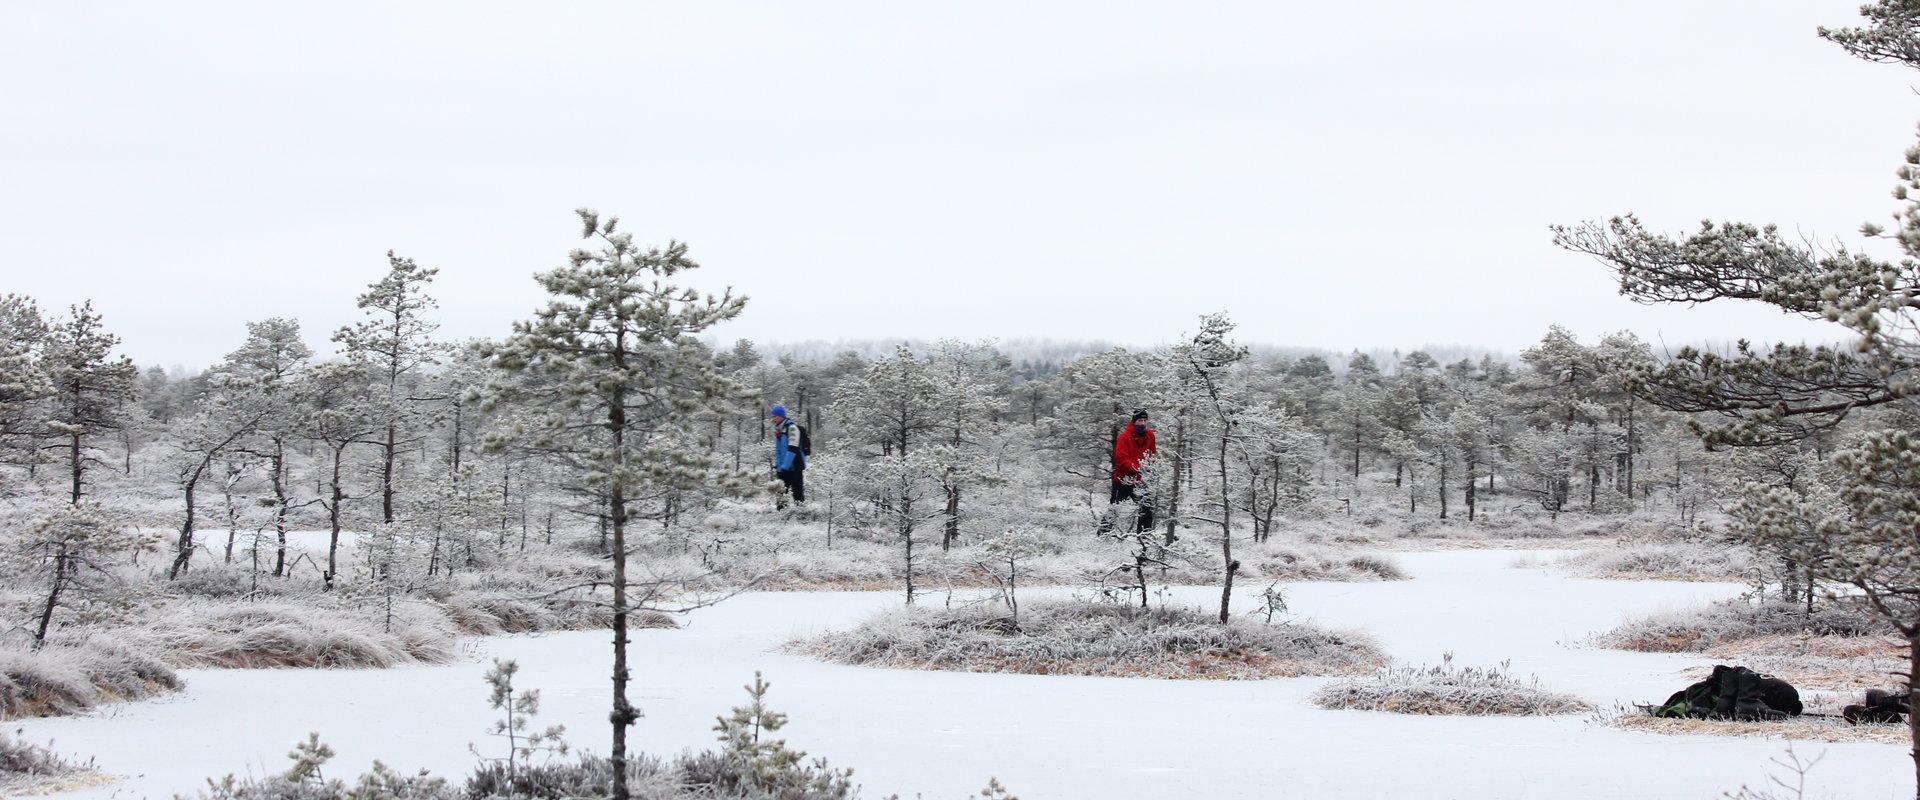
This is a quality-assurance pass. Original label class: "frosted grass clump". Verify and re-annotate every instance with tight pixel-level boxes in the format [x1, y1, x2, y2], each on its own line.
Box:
[1311, 655, 1592, 716]
[1245, 544, 1406, 582]
[0, 641, 180, 718]
[1598, 598, 1887, 654]
[126, 597, 457, 669]
[787, 600, 1385, 679]
[1563, 540, 1752, 581]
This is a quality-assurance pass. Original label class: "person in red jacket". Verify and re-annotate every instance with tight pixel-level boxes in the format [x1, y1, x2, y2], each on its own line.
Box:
[1105, 409, 1157, 532]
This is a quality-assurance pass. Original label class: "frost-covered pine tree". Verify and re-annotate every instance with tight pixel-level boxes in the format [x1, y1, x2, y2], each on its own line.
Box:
[1173, 312, 1249, 623]
[165, 367, 273, 579]
[0, 294, 50, 475]
[927, 339, 1010, 550]
[829, 345, 942, 457]
[854, 448, 947, 605]
[1233, 402, 1317, 541]
[1550, 7, 1920, 778]
[23, 502, 150, 646]
[301, 360, 382, 588]
[39, 302, 136, 505]
[217, 320, 311, 575]
[483, 209, 749, 800]
[333, 250, 442, 526]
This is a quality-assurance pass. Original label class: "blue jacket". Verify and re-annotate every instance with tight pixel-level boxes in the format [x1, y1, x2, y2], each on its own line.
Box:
[774, 419, 805, 472]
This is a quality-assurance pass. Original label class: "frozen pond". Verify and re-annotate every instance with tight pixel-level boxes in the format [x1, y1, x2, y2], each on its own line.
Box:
[22, 550, 1910, 799]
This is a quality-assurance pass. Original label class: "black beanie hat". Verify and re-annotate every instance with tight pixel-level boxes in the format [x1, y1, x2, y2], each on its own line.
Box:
[1131, 409, 1150, 421]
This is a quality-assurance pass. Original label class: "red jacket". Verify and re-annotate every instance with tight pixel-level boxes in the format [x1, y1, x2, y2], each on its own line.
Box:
[1113, 425, 1157, 483]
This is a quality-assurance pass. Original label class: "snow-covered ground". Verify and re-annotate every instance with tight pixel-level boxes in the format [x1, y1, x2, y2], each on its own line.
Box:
[22, 550, 1910, 799]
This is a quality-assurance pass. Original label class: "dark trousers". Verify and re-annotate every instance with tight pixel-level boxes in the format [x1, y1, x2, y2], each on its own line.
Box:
[1105, 479, 1153, 531]
[778, 468, 806, 504]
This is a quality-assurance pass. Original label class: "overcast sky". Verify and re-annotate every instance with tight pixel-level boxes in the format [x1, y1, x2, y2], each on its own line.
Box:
[4, 1, 1915, 368]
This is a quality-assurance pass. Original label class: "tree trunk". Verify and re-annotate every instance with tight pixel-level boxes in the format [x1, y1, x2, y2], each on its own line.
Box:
[325, 446, 345, 590]
[169, 469, 202, 579]
[1624, 395, 1636, 501]
[943, 482, 959, 551]
[33, 551, 68, 647]
[1908, 632, 1920, 800]
[68, 430, 83, 505]
[1465, 458, 1477, 522]
[1164, 411, 1185, 544]
[272, 441, 289, 578]
[609, 388, 636, 800]
[1217, 429, 1236, 624]
[901, 475, 918, 606]
[381, 423, 397, 524]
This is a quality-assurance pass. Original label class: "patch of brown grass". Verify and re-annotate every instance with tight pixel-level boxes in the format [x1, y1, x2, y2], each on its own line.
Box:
[1610, 713, 1907, 744]
[2, 769, 116, 796]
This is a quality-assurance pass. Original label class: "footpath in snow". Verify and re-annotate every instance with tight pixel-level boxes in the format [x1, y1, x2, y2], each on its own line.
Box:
[20, 549, 1911, 800]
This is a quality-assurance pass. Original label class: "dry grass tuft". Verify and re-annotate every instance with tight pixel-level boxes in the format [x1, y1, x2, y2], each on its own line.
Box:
[1311, 657, 1593, 715]
[787, 600, 1385, 680]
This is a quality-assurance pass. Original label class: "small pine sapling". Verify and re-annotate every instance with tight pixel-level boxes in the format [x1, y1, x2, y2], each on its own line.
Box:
[283, 733, 335, 784]
[1255, 582, 1289, 624]
[474, 659, 568, 778]
[710, 672, 854, 797]
[973, 777, 1021, 800]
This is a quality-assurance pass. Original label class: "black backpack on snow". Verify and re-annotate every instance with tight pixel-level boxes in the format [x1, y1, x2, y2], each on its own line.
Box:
[797, 424, 812, 457]
[1653, 665, 1801, 721]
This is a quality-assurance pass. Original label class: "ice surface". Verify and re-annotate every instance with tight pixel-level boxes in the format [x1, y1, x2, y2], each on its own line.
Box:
[19, 549, 1910, 799]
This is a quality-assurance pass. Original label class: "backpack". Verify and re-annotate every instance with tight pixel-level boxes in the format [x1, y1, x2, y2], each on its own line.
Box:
[797, 424, 812, 457]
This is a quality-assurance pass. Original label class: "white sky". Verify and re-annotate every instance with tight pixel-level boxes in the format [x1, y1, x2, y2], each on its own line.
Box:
[4, 1, 1915, 368]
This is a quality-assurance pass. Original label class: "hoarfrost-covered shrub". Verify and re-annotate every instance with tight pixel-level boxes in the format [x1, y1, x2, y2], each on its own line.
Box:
[1311, 656, 1593, 715]
[788, 600, 1385, 679]
[0, 641, 180, 718]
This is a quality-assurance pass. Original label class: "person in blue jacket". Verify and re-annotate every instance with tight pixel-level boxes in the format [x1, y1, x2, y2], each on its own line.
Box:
[770, 404, 806, 507]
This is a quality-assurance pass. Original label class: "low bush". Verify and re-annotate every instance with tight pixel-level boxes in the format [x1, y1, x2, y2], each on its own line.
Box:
[1310, 656, 1593, 715]
[787, 600, 1385, 679]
